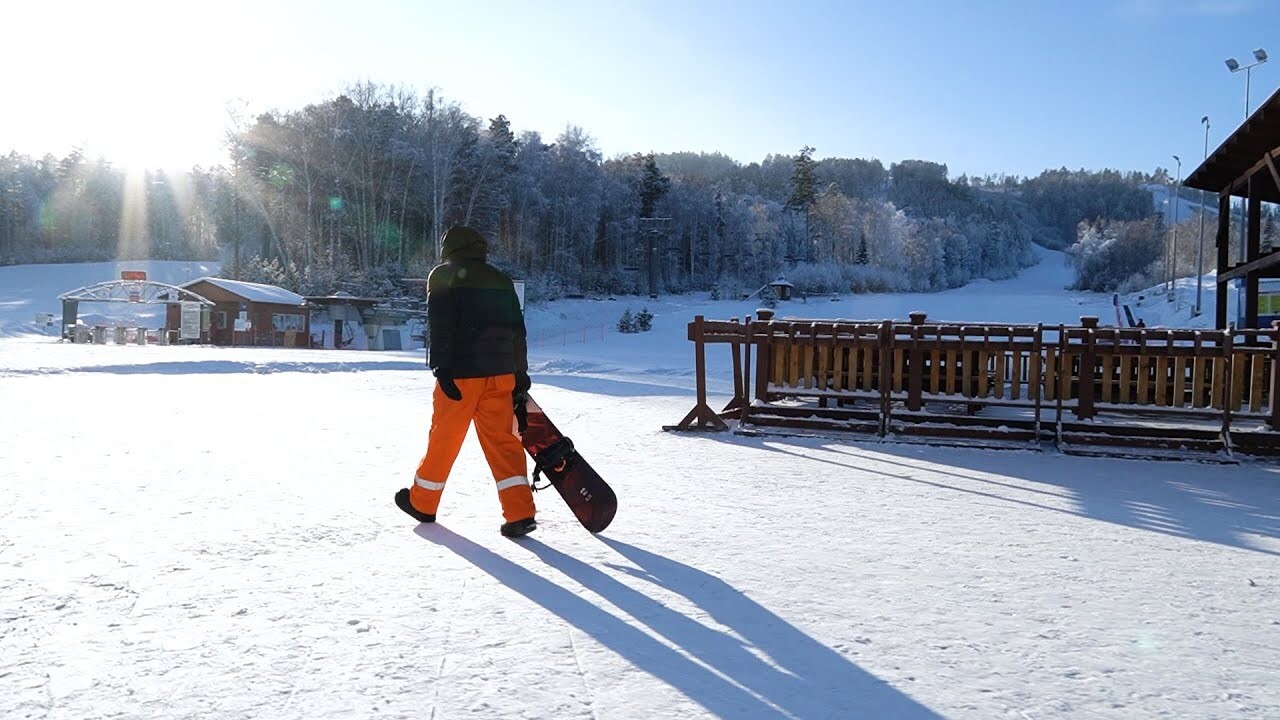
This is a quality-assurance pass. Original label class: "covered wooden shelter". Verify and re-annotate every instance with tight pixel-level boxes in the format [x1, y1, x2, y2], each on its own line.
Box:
[1185, 87, 1280, 329]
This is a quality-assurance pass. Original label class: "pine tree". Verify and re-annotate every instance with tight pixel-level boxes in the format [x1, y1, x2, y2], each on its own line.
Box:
[618, 308, 636, 333]
[786, 145, 818, 212]
[636, 307, 653, 331]
[759, 284, 778, 308]
[637, 153, 671, 218]
[856, 231, 869, 265]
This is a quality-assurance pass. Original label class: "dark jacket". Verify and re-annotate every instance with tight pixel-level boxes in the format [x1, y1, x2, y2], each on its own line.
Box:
[428, 227, 527, 379]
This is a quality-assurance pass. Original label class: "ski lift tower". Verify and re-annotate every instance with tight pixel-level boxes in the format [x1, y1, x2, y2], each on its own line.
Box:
[638, 216, 671, 299]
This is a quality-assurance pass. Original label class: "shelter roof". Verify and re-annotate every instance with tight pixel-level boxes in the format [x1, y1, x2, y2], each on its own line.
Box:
[1185, 87, 1280, 202]
[183, 277, 305, 306]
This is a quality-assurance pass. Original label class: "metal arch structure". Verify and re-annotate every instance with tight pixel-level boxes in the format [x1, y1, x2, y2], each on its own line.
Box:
[58, 280, 215, 307]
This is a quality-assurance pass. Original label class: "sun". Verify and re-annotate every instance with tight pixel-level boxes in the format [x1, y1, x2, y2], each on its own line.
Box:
[87, 118, 225, 175]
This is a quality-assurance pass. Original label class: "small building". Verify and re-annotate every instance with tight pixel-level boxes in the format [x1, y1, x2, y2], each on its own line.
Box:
[306, 291, 422, 351]
[174, 277, 309, 347]
[769, 277, 795, 301]
[1184, 87, 1280, 329]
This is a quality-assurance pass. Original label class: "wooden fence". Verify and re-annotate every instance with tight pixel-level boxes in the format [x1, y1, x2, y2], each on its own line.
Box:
[670, 310, 1280, 458]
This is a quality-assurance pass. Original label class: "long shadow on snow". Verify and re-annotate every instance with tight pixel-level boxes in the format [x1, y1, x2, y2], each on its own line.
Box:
[689, 431, 1280, 556]
[536, 536, 938, 720]
[417, 525, 938, 719]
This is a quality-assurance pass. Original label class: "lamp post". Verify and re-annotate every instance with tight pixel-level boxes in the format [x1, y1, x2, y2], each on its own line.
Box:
[1194, 116, 1209, 317]
[1225, 48, 1269, 119]
[1169, 155, 1181, 302]
[1225, 49, 1268, 267]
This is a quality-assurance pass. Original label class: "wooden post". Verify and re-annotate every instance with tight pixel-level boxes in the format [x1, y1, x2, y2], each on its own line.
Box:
[879, 320, 892, 436]
[1077, 316, 1099, 419]
[1222, 329, 1234, 444]
[1269, 322, 1280, 430]
[722, 318, 746, 413]
[1215, 192, 1231, 329]
[1054, 324, 1066, 446]
[754, 309, 774, 403]
[1246, 178, 1261, 331]
[1032, 324, 1043, 441]
[740, 315, 752, 423]
[670, 315, 728, 431]
[907, 311, 926, 411]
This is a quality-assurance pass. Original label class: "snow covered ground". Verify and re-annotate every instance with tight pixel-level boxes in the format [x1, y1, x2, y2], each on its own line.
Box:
[2, 252, 1278, 719]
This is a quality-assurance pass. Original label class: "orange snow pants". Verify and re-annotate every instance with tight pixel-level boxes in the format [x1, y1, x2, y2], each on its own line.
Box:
[410, 373, 536, 523]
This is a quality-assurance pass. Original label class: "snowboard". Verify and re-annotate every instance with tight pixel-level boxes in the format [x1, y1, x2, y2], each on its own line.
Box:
[518, 394, 617, 533]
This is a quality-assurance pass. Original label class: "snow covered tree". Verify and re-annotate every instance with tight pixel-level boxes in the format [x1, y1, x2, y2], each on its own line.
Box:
[636, 153, 670, 219]
[1067, 217, 1163, 292]
[618, 308, 637, 333]
[786, 146, 818, 212]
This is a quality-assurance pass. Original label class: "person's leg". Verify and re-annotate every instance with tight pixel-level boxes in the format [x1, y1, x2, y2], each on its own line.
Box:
[473, 374, 535, 523]
[410, 377, 483, 515]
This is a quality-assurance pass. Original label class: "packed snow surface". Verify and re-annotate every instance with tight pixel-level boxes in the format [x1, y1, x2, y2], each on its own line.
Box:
[1, 250, 1277, 719]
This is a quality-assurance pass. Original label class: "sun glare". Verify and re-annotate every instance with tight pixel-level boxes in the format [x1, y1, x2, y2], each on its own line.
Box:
[6, 2, 233, 174]
[86, 118, 224, 174]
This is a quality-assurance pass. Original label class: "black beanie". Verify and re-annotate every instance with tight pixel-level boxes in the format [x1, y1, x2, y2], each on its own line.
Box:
[440, 226, 488, 261]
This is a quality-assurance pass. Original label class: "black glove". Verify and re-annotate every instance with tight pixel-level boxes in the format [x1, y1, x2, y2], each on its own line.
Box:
[513, 396, 528, 433]
[512, 370, 530, 432]
[434, 369, 462, 401]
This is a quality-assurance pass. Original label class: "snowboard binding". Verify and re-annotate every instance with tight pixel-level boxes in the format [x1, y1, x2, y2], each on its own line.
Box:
[531, 436, 576, 490]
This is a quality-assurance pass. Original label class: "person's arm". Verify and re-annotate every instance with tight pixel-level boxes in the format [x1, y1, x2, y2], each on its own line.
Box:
[427, 266, 463, 400]
[509, 285, 529, 392]
[427, 265, 455, 371]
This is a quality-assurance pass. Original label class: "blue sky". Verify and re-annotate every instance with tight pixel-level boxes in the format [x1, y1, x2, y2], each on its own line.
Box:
[2, 0, 1277, 178]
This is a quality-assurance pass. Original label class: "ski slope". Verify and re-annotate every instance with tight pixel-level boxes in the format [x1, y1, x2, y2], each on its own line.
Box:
[1, 254, 1278, 719]
[1144, 183, 1215, 227]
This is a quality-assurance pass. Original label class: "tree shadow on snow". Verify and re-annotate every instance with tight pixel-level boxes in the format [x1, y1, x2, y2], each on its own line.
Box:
[417, 525, 939, 719]
[724, 433, 1280, 557]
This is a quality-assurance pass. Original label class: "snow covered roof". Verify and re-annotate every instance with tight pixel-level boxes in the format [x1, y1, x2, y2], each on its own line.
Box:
[182, 277, 305, 306]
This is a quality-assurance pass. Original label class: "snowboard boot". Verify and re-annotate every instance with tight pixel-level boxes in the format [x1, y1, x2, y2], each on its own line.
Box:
[500, 517, 537, 538]
[394, 488, 436, 524]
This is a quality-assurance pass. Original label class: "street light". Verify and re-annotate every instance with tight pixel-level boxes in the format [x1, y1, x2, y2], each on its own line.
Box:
[1169, 154, 1181, 302]
[1225, 48, 1269, 118]
[1194, 116, 1209, 317]
[1225, 49, 1267, 271]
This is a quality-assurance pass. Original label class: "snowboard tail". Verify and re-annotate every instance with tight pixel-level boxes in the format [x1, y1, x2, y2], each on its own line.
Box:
[519, 395, 617, 533]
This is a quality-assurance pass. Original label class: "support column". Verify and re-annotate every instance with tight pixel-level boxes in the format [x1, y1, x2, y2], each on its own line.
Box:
[1216, 192, 1232, 329]
[1076, 316, 1099, 419]
[754, 309, 775, 402]
[1246, 176, 1262, 331]
[906, 311, 926, 411]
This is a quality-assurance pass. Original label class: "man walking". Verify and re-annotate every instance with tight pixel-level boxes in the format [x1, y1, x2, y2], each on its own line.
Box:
[394, 225, 536, 537]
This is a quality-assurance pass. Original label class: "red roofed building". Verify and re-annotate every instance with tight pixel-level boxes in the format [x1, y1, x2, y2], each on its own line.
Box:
[170, 277, 309, 347]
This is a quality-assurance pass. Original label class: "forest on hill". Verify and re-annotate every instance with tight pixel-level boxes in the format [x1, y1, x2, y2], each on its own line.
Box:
[3, 82, 1203, 298]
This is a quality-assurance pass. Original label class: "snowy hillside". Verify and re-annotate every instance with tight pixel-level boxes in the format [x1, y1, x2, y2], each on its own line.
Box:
[1144, 182, 1216, 226]
[0, 260, 219, 338]
[2, 254, 1278, 720]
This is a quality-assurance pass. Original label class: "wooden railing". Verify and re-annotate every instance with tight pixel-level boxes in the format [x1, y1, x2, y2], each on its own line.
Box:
[670, 310, 1280, 454]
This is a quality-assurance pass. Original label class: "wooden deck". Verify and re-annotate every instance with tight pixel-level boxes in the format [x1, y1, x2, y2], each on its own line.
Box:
[669, 312, 1280, 461]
